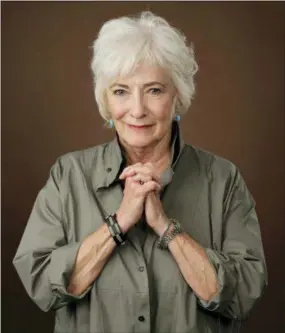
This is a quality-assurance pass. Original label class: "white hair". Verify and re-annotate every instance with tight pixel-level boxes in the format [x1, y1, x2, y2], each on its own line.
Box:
[90, 11, 198, 120]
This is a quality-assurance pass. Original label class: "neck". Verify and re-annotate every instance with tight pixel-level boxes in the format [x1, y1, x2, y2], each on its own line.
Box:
[121, 129, 172, 175]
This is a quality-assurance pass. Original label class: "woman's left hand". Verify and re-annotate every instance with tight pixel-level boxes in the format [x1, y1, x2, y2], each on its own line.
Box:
[119, 163, 169, 236]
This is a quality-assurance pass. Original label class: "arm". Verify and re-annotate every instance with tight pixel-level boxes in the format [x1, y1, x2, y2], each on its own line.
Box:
[134, 161, 267, 321]
[66, 223, 116, 296]
[13, 157, 155, 311]
[12, 159, 118, 311]
[167, 231, 218, 302]
[167, 166, 268, 320]
[67, 217, 130, 296]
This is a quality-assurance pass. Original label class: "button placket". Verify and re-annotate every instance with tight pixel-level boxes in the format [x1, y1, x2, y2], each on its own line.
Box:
[132, 240, 150, 332]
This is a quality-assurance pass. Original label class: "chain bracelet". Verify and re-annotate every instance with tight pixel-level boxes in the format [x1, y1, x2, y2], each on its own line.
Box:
[157, 219, 183, 250]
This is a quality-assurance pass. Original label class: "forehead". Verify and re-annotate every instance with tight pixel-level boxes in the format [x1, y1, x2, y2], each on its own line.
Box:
[111, 63, 171, 86]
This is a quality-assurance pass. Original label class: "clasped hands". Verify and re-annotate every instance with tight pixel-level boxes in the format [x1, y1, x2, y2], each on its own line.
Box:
[116, 162, 169, 236]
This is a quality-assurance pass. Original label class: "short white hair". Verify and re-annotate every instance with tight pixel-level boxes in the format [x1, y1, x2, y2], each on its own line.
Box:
[90, 11, 198, 120]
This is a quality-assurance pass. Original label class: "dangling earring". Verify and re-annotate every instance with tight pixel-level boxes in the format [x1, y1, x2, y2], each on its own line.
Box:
[174, 114, 181, 122]
[108, 119, 114, 128]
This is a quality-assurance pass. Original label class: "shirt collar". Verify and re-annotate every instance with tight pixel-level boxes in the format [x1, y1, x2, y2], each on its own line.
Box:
[95, 121, 185, 190]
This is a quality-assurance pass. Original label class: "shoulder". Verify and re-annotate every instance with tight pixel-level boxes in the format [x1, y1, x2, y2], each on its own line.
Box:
[185, 144, 253, 203]
[50, 142, 111, 176]
[184, 144, 238, 181]
[59, 143, 107, 165]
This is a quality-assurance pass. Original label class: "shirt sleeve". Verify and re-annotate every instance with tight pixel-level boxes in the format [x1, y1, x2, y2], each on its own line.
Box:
[197, 165, 268, 321]
[12, 157, 92, 312]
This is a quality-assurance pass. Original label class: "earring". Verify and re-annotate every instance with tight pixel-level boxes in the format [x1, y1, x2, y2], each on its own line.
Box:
[108, 119, 114, 128]
[174, 114, 181, 122]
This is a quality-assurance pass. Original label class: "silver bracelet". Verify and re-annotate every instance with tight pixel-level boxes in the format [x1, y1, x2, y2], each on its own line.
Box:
[157, 219, 183, 250]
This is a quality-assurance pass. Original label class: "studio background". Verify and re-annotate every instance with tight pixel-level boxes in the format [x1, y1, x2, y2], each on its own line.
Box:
[2, 2, 284, 333]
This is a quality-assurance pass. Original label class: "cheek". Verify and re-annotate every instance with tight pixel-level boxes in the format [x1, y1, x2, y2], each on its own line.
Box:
[114, 109, 126, 120]
[108, 98, 127, 120]
[152, 98, 175, 121]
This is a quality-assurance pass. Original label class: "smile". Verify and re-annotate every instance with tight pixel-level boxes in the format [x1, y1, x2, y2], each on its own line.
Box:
[127, 124, 153, 130]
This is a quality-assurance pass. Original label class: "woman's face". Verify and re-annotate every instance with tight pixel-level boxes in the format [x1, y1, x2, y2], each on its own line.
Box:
[105, 64, 177, 149]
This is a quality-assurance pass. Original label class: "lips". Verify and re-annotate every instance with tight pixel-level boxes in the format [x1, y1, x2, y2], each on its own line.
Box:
[128, 124, 153, 129]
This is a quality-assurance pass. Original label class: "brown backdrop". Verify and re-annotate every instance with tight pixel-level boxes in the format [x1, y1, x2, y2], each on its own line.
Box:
[2, 2, 284, 333]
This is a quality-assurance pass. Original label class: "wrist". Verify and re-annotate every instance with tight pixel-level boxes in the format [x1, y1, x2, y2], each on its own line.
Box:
[116, 210, 130, 234]
[152, 215, 169, 237]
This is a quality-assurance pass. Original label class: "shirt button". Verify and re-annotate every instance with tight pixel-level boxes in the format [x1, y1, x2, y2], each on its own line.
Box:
[107, 167, 112, 173]
[138, 316, 145, 322]
[138, 266, 144, 272]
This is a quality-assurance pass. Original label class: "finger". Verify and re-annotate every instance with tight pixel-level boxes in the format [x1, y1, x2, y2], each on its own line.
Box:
[119, 164, 139, 179]
[127, 164, 160, 183]
[120, 163, 160, 184]
[124, 174, 148, 188]
[124, 163, 142, 172]
[119, 166, 130, 179]
[131, 173, 152, 183]
[120, 163, 145, 178]
[119, 168, 137, 179]
[137, 180, 161, 195]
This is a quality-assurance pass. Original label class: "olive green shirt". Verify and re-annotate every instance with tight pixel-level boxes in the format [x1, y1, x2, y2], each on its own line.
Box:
[13, 124, 267, 333]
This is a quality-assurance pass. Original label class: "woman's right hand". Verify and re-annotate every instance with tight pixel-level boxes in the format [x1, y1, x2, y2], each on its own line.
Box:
[116, 165, 161, 233]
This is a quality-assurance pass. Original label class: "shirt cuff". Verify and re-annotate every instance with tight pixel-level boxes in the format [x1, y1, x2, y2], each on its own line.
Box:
[196, 248, 235, 312]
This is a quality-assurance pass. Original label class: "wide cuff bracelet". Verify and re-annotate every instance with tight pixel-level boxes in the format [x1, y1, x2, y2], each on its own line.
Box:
[105, 214, 126, 246]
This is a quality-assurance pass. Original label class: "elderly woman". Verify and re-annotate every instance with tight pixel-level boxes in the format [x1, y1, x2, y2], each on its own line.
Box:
[13, 11, 267, 333]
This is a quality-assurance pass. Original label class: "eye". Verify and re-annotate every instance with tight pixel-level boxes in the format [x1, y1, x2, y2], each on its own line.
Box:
[149, 87, 163, 95]
[113, 89, 126, 96]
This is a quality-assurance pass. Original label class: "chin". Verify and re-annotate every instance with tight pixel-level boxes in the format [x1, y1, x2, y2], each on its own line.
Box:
[124, 135, 155, 148]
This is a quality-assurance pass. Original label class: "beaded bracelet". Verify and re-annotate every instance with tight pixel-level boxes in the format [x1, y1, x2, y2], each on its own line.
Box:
[157, 219, 183, 250]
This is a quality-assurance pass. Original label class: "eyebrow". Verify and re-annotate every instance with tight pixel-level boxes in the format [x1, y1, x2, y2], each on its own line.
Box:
[110, 81, 167, 89]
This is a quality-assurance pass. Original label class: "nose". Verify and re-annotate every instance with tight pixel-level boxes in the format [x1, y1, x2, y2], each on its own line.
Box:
[130, 92, 146, 119]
